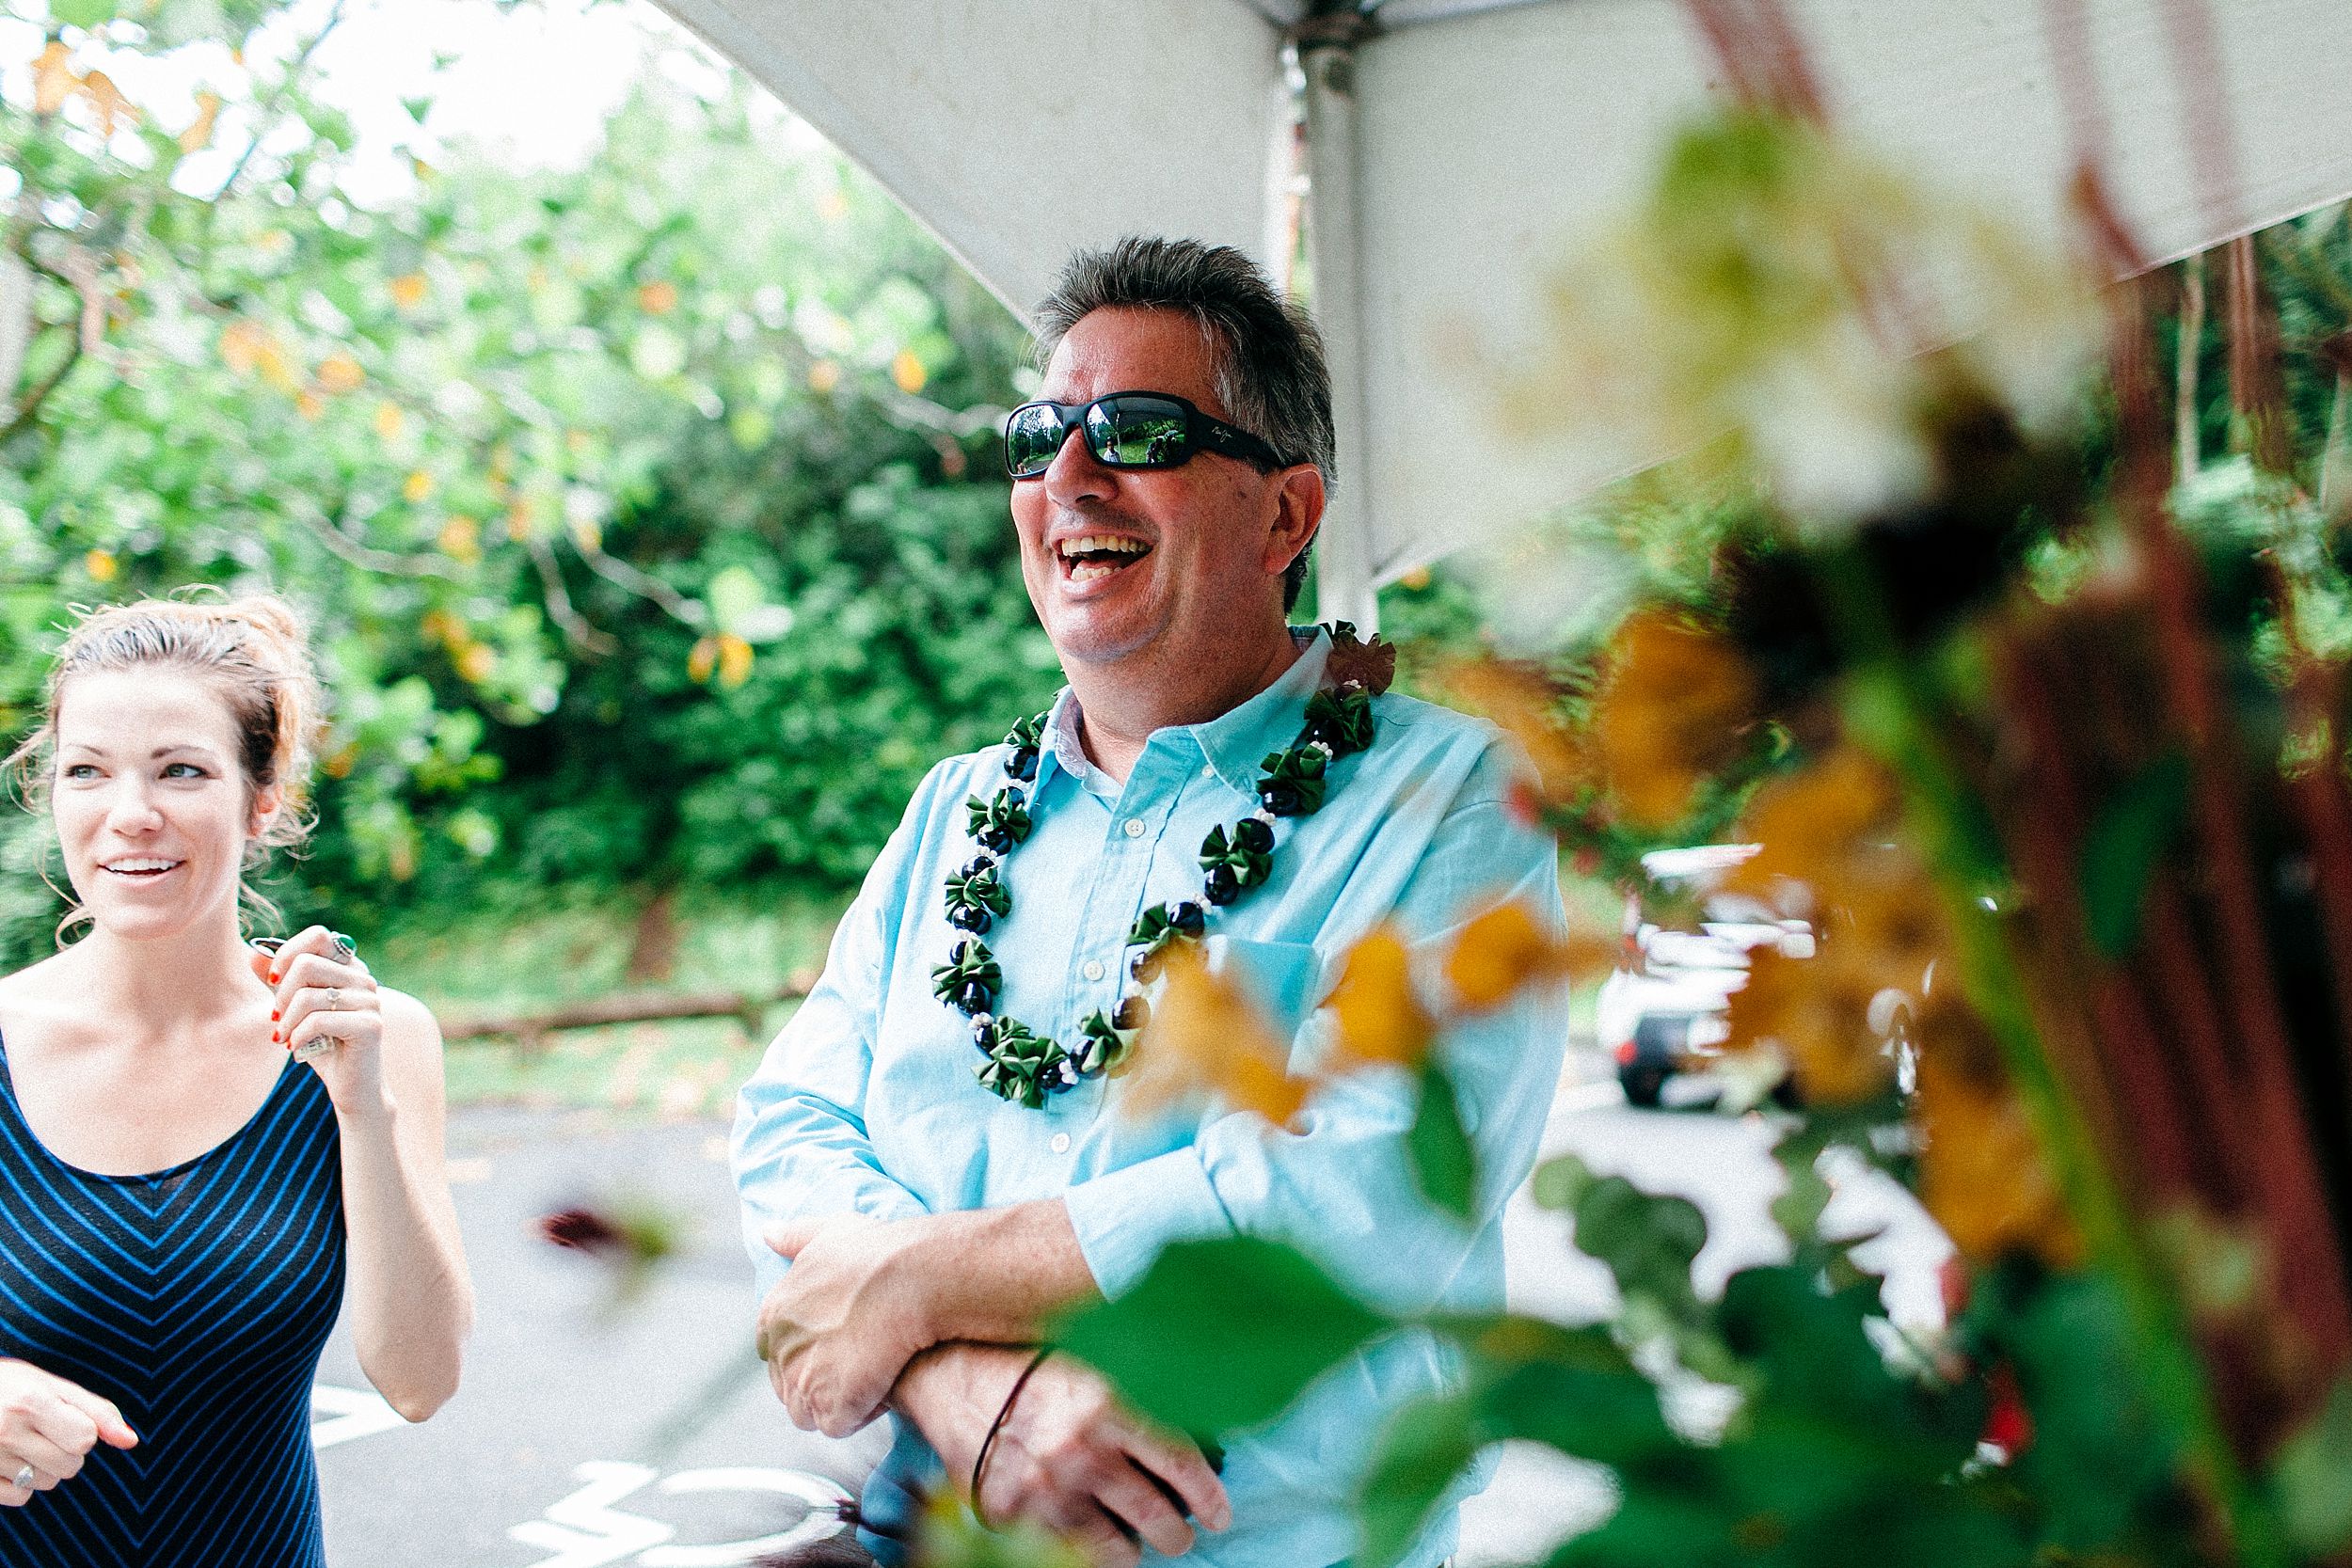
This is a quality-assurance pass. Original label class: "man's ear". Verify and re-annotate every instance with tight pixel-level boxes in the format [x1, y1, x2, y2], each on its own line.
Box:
[1265, 464, 1326, 580]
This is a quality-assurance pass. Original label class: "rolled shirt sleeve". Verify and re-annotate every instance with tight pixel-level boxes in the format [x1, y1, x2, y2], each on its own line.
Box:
[731, 768, 943, 1296]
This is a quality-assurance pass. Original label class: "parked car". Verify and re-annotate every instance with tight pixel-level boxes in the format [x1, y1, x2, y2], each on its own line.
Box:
[1597, 845, 1817, 1108]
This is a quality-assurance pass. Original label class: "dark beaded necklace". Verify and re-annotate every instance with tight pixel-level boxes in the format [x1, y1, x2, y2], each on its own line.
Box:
[933, 626, 1391, 1107]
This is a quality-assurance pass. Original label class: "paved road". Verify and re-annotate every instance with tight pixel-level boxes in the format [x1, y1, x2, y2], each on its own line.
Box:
[310, 1072, 1950, 1567]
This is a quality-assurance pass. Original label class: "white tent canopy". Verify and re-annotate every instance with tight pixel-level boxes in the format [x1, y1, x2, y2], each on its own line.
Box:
[648, 0, 2352, 626]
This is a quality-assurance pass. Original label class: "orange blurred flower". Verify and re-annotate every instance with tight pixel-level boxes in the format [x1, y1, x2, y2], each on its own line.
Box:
[1723, 745, 1900, 912]
[315, 353, 365, 395]
[1724, 947, 1892, 1106]
[1444, 902, 1612, 1013]
[1431, 658, 1586, 807]
[1327, 927, 1434, 1068]
[1125, 945, 1310, 1128]
[1589, 610, 1756, 830]
[1915, 1010, 2080, 1267]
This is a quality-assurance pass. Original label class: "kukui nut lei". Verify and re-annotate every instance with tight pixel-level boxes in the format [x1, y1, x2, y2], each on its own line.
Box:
[934, 625, 1394, 1107]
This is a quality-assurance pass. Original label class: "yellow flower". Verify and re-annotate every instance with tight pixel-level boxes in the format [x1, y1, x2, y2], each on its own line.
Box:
[1589, 610, 1756, 830]
[1126, 944, 1309, 1128]
[1724, 746, 1900, 910]
[178, 91, 220, 154]
[1431, 658, 1586, 807]
[687, 636, 717, 685]
[373, 401, 405, 441]
[436, 515, 480, 565]
[453, 641, 497, 684]
[83, 549, 118, 584]
[33, 42, 77, 118]
[1444, 902, 1611, 1013]
[1327, 927, 1434, 1068]
[636, 280, 678, 316]
[403, 469, 437, 505]
[1724, 947, 1891, 1106]
[890, 349, 928, 394]
[389, 273, 429, 311]
[315, 353, 364, 395]
[808, 359, 842, 394]
[77, 71, 134, 137]
[715, 633, 753, 689]
[1914, 1011, 2080, 1267]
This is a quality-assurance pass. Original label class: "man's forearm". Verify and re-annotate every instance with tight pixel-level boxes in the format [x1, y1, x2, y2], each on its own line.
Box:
[906, 1197, 1100, 1345]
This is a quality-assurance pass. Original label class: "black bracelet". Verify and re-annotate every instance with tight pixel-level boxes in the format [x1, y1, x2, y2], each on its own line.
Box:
[970, 1345, 1055, 1528]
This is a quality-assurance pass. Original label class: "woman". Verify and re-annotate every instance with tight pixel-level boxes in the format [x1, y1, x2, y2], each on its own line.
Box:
[0, 594, 472, 1567]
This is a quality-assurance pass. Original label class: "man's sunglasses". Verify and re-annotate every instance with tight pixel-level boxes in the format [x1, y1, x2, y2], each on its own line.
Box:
[1003, 391, 1285, 479]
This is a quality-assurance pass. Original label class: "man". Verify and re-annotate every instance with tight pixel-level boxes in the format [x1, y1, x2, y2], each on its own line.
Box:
[733, 237, 1567, 1567]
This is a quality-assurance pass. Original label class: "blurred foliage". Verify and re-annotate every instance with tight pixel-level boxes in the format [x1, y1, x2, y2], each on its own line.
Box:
[1020, 106, 2352, 1568]
[0, 0, 1055, 960]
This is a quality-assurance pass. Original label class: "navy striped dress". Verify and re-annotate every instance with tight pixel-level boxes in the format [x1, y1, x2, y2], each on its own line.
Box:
[0, 1041, 345, 1567]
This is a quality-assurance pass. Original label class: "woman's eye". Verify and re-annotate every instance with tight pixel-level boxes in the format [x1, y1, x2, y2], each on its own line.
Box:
[59, 764, 97, 781]
[162, 763, 208, 780]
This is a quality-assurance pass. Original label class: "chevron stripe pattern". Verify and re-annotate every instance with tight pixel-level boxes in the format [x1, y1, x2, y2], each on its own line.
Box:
[0, 1048, 345, 1567]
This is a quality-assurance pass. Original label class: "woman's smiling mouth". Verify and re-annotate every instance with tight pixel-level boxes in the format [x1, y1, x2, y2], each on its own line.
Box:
[100, 857, 183, 879]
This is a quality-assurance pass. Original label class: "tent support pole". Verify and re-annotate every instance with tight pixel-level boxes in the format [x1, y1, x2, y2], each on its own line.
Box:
[1298, 17, 1380, 632]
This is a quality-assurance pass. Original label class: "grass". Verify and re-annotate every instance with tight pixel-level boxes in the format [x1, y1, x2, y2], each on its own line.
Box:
[364, 887, 845, 1120]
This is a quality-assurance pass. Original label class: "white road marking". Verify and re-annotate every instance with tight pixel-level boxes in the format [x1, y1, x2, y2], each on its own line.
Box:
[510, 1463, 673, 1568]
[310, 1385, 405, 1450]
[504, 1461, 855, 1568]
[639, 1467, 855, 1566]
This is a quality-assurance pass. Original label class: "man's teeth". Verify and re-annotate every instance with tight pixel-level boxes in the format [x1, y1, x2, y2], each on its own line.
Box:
[104, 859, 179, 874]
[1057, 535, 1149, 562]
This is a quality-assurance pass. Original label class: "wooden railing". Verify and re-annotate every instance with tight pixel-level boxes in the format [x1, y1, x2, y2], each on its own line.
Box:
[439, 971, 819, 1052]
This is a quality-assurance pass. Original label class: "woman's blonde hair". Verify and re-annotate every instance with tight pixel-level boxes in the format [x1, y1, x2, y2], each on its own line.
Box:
[8, 592, 326, 936]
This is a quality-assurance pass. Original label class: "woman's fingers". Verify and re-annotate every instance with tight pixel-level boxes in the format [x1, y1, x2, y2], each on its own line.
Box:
[276, 983, 379, 1043]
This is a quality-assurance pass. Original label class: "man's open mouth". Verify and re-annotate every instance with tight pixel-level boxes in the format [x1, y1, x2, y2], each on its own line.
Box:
[1057, 533, 1152, 584]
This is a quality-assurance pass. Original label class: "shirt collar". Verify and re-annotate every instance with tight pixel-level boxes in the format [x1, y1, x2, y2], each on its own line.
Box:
[1032, 626, 1332, 798]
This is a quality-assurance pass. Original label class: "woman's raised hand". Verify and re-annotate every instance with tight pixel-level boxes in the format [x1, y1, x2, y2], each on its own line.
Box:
[0, 1358, 135, 1507]
[251, 927, 386, 1116]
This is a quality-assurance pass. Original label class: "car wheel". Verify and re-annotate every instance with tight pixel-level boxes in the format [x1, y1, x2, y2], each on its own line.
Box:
[1620, 1060, 1668, 1108]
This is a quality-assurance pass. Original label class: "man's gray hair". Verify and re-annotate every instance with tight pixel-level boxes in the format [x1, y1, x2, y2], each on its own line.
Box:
[1033, 237, 1333, 612]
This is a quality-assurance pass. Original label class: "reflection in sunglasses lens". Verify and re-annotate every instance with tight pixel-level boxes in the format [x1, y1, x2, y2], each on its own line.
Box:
[1006, 404, 1068, 476]
[1091, 398, 1187, 467]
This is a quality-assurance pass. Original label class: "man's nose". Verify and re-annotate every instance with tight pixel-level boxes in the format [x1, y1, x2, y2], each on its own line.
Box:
[1041, 420, 1116, 507]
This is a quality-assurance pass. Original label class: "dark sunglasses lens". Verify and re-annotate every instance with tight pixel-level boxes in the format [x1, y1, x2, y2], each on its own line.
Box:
[1005, 404, 1070, 477]
[1088, 397, 1191, 468]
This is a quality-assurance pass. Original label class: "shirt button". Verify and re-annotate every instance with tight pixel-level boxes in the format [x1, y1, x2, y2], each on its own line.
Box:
[1123, 818, 1146, 838]
[1082, 959, 1105, 982]
[1050, 1132, 1072, 1154]
[1201, 764, 1216, 778]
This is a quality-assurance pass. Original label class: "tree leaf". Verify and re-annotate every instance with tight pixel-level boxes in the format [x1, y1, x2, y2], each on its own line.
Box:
[1357, 1393, 1481, 1568]
[2271, 1374, 2352, 1556]
[2077, 751, 2188, 958]
[1570, 1166, 1708, 1315]
[51, 0, 119, 29]
[1407, 1061, 1477, 1219]
[1053, 1238, 1391, 1436]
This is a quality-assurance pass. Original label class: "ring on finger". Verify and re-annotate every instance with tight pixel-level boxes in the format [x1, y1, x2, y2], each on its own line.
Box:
[326, 987, 343, 1010]
[12, 1465, 34, 1491]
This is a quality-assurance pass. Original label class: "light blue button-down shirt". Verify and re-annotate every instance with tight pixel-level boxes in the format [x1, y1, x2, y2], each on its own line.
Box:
[733, 627, 1569, 1567]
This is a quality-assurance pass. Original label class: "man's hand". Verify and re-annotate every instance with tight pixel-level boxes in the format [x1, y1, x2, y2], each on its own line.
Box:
[897, 1343, 1231, 1568]
[758, 1214, 936, 1437]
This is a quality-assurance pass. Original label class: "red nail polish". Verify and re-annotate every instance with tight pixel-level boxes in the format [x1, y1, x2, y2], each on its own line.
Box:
[271, 1030, 281, 1043]
[270, 1010, 280, 1022]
